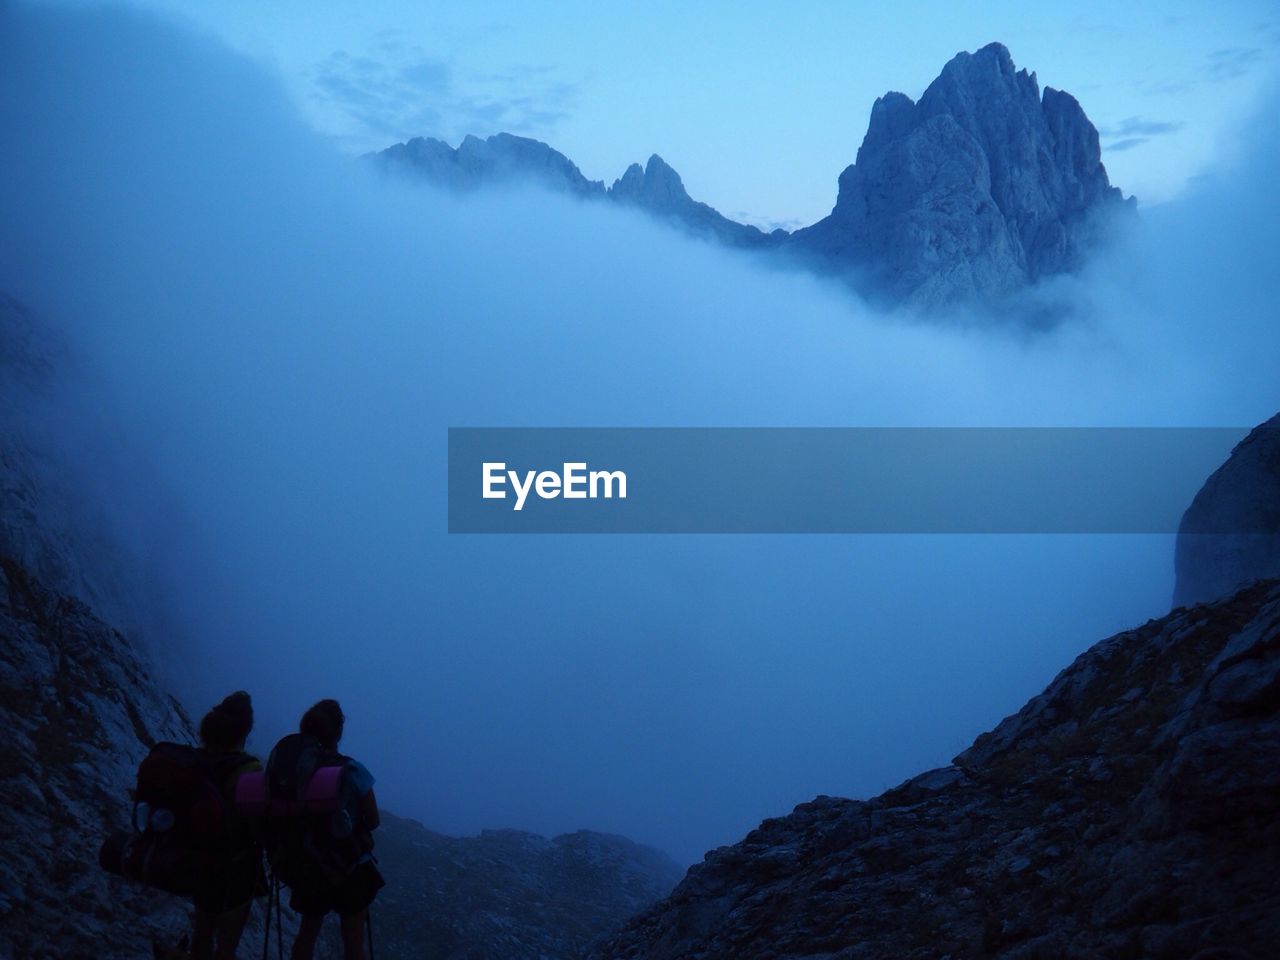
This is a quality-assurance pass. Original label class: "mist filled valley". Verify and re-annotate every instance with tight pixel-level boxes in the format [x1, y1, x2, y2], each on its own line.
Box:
[2, 1, 1279, 924]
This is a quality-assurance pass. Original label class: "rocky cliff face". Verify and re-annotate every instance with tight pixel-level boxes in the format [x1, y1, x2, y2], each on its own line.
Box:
[786, 43, 1129, 309]
[0, 555, 197, 959]
[1175, 414, 1280, 609]
[373, 44, 1126, 312]
[371, 815, 682, 959]
[0, 293, 103, 610]
[590, 580, 1280, 960]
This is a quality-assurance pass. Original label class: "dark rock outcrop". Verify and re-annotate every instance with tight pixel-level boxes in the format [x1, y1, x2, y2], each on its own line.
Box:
[1175, 413, 1280, 609]
[785, 43, 1130, 308]
[0, 556, 198, 959]
[589, 580, 1280, 960]
[372, 815, 683, 959]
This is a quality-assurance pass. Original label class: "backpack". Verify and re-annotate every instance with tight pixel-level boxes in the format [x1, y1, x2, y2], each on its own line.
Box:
[99, 742, 250, 896]
[252, 733, 370, 888]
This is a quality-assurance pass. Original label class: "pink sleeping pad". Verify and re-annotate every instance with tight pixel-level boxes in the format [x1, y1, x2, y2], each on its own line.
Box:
[234, 766, 345, 816]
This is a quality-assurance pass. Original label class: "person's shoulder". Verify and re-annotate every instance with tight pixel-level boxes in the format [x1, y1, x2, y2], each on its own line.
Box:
[345, 758, 375, 795]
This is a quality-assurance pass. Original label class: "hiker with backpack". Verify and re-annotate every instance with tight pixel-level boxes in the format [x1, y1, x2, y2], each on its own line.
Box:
[265, 699, 384, 960]
[190, 691, 265, 960]
[99, 690, 265, 960]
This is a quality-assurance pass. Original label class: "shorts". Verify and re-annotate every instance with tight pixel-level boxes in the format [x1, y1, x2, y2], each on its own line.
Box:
[288, 860, 385, 917]
[192, 849, 267, 915]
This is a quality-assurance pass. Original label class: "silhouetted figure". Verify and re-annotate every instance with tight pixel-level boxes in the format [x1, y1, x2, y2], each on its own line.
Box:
[266, 699, 383, 960]
[191, 691, 264, 960]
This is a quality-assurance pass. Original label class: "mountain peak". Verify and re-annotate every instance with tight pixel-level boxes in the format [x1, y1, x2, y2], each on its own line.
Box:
[931, 42, 1027, 96]
[787, 42, 1130, 308]
[612, 153, 691, 208]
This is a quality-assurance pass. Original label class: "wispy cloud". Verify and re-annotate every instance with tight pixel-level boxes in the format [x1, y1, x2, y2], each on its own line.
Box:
[1098, 116, 1185, 138]
[309, 34, 578, 150]
[1205, 46, 1265, 80]
[1098, 116, 1184, 153]
[1105, 137, 1148, 153]
[1133, 42, 1272, 98]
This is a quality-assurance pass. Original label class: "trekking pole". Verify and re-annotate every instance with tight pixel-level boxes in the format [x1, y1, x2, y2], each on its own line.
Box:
[261, 873, 272, 960]
[366, 909, 374, 960]
[275, 878, 284, 960]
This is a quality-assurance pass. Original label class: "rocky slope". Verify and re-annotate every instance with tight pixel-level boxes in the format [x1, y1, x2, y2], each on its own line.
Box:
[1175, 413, 1280, 609]
[785, 43, 1129, 309]
[371, 815, 682, 960]
[373, 44, 1126, 310]
[589, 580, 1280, 959]
[0, 554, 201, 959]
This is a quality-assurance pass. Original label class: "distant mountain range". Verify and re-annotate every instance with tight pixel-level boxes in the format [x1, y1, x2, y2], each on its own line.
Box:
[374, 133, 776, 251]
[372, 43, 1132, 311]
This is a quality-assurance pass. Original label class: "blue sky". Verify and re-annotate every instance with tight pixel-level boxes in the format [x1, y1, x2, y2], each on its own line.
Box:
[116, 0, 1276, 227]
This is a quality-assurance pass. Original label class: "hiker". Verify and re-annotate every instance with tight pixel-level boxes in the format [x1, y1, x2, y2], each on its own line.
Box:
[266, 699, 384, 960]
[190, 691, 265, 960]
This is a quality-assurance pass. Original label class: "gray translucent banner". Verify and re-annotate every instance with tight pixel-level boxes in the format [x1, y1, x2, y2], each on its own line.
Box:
[447, 427, 1265, 534]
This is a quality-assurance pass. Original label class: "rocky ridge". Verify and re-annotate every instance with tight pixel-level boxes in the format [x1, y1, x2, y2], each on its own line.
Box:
[375, 134, 777, 250]
[374, 44, 1128, 309]
[377, 132, 608, 200]
[589, 580, 1280, 959]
